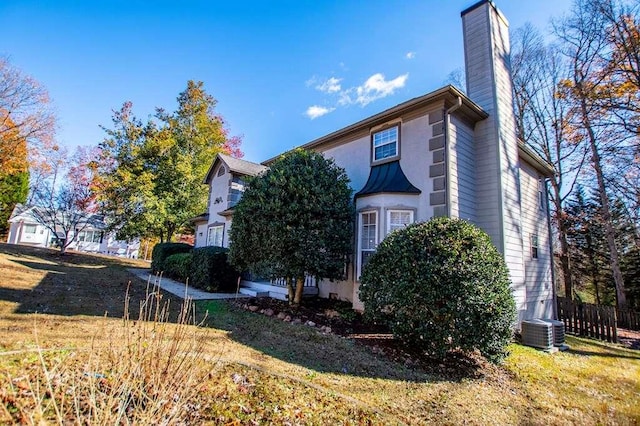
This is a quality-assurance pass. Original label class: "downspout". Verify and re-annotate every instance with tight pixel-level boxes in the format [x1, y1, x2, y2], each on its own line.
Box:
[444, 96, 463, 217]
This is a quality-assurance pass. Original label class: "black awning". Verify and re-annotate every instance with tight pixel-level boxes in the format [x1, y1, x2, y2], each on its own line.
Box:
[355, 161, 421, 198]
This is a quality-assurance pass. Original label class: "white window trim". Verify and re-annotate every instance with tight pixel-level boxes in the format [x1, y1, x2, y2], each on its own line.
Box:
[371, 125, 400, 164]
[24, 224, 37, 234]
[207, 224, 224, 247]
[538, 178, 545, 211]
[531, 233, 539, 259]
[386, 209, 414, 235]
[357, 210, 378, 280]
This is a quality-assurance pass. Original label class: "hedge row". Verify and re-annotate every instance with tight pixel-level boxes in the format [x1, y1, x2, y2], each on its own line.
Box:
[152, 243, 239, 293]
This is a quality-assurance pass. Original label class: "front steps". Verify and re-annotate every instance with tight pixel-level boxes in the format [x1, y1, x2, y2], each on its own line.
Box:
[239, 280, 319, 301]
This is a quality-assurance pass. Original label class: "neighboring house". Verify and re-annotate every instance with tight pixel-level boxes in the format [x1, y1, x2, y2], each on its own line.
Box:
[6, 204, 140, 258]
[196, 0, 555, 322]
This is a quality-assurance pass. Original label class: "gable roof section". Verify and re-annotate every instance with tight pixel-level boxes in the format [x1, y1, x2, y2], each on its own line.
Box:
[518, 142, 555, 177]
[203, 153, 267, 184]
[355, 161, 421, 198]
[263, 85, 487, 165]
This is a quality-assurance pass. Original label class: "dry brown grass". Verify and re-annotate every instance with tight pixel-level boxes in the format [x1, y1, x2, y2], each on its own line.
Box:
[0, 243, 639, 425]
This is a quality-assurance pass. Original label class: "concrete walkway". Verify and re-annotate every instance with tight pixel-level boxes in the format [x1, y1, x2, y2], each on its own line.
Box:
[127, 268, 249, 300]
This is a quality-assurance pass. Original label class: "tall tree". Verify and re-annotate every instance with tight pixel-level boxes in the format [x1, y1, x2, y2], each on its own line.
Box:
[511, 24, 588, 298]
[97, 81, 242, 241]
[0, 56, 56, 166]
[0, 117, 29, 236]
[229, 149, 354, 306]
[555, 0, 629, 308]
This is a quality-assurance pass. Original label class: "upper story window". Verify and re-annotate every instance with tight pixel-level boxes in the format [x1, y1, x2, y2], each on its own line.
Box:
[24, 224, 37, 234]
[531, 234, 539, 259]
[228, 175, 246, 208]
[538, 178, 545, 211]
[372, 126, 399, 162]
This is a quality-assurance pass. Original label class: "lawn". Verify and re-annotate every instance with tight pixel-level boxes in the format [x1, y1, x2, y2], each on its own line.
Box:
[0, 243, 638, 424]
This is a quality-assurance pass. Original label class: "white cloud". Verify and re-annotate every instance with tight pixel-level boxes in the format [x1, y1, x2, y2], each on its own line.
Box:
[316, 77, 342, 94]
[305, 105, 335, 119]
[339, 73, 409, 106]
[406, 51, 416, 59]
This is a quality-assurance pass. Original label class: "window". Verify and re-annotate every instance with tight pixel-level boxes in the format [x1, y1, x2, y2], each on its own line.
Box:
[207, 225, 224, 247]
[228, 176, 246, 208]
[77, 230, 102, 243]
[538, 178, 545, 211]
[531, 234, 539, 259]
[358, 211, 378, 278]
[372, 126, 399, 162]
[217, 165, 225, 177]
[24, 224, 37, 234]
[387, 210, 414, 234]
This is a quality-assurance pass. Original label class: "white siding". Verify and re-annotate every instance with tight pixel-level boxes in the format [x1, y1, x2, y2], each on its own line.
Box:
[520, 161, 554, 320]
[463, 3, 526, 311]
[448, 115, 476, 221]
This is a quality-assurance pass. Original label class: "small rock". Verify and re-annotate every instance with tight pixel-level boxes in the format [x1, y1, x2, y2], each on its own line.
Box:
[324, 309, 340, 319]
[248, 305, 259, 312]
[259, 309, 265, 314]
[305, 321, 316, 327]
[264, 309, 274, 317]
[320, 326, 332, 334]
[284, 315, 292, 322]
[292, 318, 302, 325]
[276, 312, 287, 320]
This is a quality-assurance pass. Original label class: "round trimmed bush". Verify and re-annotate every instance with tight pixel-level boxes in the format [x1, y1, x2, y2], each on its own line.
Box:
[359, 217, 516, 363]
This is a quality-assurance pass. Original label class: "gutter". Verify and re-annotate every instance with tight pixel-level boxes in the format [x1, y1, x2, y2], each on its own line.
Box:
[444, 96, 463, 217]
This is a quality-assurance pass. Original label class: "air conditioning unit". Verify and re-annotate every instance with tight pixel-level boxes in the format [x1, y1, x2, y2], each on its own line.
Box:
[540, 319, 565, 346]
[521, 319, 553, 350]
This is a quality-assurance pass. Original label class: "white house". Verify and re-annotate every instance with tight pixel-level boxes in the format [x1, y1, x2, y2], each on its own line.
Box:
[195, 0, 555, 321]
[6, 204, 140, 258]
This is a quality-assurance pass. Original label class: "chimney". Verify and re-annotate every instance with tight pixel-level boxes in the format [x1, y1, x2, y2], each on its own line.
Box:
[461, 1, 526, 308]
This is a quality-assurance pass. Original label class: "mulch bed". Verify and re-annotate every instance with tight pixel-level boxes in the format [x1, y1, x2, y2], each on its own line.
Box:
[232, 296, 640, 362]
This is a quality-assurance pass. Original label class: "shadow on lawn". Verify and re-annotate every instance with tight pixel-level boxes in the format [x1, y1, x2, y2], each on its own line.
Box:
[0, 244, 170, 318]
[0, 244, 488, 382]
[200, 300, 488, 383]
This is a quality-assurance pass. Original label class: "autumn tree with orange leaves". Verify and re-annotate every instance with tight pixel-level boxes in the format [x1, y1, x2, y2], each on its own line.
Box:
[0, 57, 55, 236]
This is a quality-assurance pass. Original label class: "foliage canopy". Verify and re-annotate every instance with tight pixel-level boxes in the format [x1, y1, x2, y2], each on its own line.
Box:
[359, 217, 516, 364]
[97, 81, 242, 242]
[228, 149, 353, 305]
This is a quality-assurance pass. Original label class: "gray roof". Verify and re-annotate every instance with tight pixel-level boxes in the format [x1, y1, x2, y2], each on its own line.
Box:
[204, 153, 267, 183]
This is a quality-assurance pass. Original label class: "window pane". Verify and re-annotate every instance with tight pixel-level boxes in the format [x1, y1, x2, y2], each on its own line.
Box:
[373, 127, 398, 161]
[25, 225, 37, 234]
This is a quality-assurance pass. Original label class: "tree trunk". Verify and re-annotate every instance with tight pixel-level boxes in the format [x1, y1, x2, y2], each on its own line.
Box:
[286, 278, 295, 304]
[578, 86, 628, 309]
[293, 276, 305, 306]
[557, 211, 574, 298]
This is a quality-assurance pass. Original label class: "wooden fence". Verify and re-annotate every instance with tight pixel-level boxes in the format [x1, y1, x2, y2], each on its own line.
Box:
[556, 297, 618, 343]
[617, 308, 640, 331]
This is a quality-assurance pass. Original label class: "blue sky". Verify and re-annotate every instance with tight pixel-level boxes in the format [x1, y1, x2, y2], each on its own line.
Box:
[1, 0, 572, 163]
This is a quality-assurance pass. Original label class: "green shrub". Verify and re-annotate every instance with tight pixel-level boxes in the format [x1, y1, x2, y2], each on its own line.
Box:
[191, 246, 239, 292]
[164, 252, 193, 282]
[151, 242, 193, 273]
[359, 217, 516, 363]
